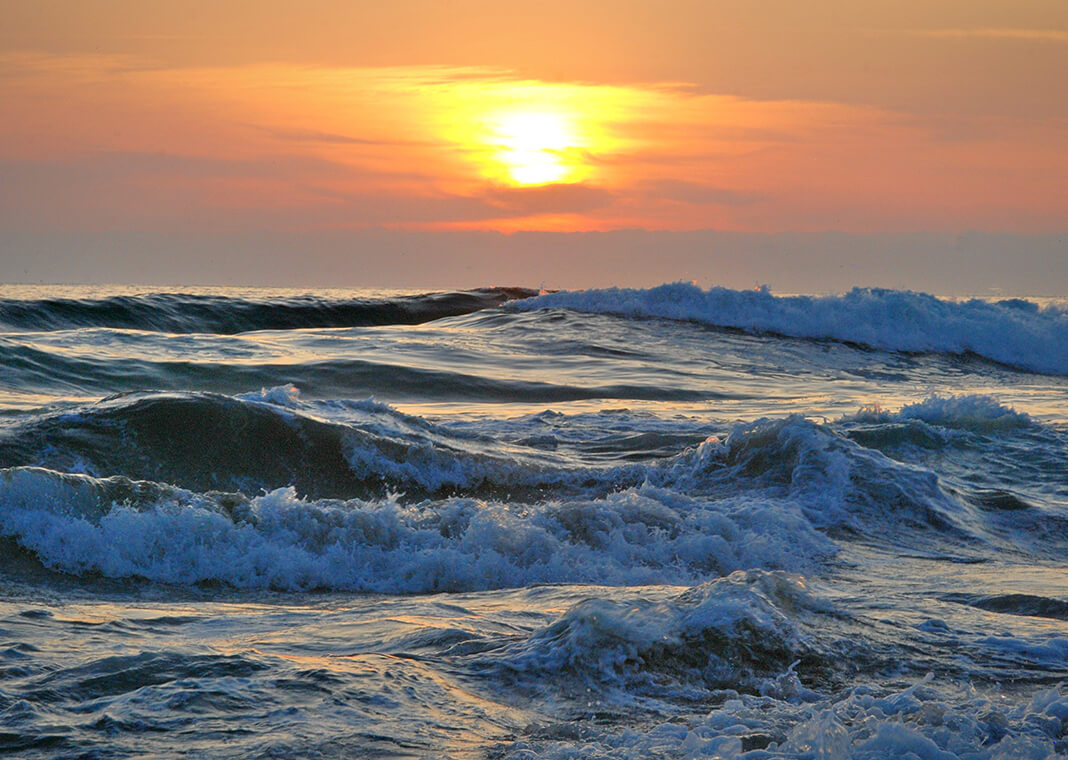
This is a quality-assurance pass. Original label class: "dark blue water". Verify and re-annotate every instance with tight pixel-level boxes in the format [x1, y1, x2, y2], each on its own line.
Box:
[1, 283, 1066, 758]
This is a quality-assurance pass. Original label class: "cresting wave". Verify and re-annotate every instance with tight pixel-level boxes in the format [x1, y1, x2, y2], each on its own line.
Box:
[0, 389, 1060, 592]
[492, 570, 841, 694]
[0, 468, 836, 592]
[514, 283, 1068, 376]
[0, 287, 538, 333]
[846, 394, 1034, 431]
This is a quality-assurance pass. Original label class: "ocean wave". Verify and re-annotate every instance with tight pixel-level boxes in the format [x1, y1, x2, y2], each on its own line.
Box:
[655, 415, 978, 547]
[846, 394, 1033, 432]
[0, 388, 953, 511]
[3, 390, 1055, 560]
[504, 677, 1067, 759]
[514, 283, 1068, 376]
[0, 392, 373, 499]
[492, 570, 838, 694]
[0, 287, 537, 334]
[943, 592, 1068, 621]
[0, 342, 713, 403]
[0, 389, 651, 499]
[840, 395, 1037, 454]
[0, 469, 835, 592]
[2, 401, 1052, 593]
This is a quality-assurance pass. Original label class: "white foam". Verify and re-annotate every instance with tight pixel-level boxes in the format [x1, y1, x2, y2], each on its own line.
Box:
[237, 383, 302, 407]
[0, 469, 834, 592]
[496, 570, 828, 693]
[503, 677, 1065, 759]
[848, 394, 1033, 431]
[514, 284, 1068, 376]
[0, 410, 990, 593]
[656, 415, 969, 542]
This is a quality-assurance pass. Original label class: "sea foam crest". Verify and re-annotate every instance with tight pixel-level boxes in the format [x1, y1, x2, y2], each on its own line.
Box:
[0, 468, 834, 592]
[847, 394, 1033, 432]
[506, 679, 1066, 759]
[514, 283, 1068, 376]
[657, 415, 974, 545]
[495, 570, 831, 695]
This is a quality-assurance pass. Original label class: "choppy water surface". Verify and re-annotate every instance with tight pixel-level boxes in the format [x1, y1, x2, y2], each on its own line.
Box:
[1, 282, 1067, 758]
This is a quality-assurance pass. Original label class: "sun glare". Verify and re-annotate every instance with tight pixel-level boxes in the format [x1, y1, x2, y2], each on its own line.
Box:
[490, 110, 582, 185]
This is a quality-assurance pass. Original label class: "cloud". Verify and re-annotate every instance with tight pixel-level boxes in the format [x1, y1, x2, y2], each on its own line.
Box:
[3, 51, 1065, 236]
[0, 152, 500, 229]
[260, 126, 435, 147]
[483, 183, 616, 214]
[0, 150, 448, 190]
[906, 28, 1068, 43]
[644, 180, 766, 206]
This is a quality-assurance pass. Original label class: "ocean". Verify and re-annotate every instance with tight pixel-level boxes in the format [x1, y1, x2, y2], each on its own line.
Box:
[1, 281, 1066, 759]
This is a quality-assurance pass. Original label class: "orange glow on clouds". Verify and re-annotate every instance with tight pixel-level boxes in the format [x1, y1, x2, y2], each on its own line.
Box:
[1, 52, 1065, 235]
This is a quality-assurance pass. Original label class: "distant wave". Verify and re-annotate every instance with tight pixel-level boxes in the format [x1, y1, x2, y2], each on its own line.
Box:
[846, 394, 1034, 431]
[0, 287, 538, 334]
[514, 284, 1068, 376]
[0, 335, 717, 405]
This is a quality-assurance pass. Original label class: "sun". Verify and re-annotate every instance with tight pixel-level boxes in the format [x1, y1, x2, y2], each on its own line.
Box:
[490, 110, 583, 186]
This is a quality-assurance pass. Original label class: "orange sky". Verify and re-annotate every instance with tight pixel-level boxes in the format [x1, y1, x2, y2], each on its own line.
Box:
[1, 1, 1066, 288]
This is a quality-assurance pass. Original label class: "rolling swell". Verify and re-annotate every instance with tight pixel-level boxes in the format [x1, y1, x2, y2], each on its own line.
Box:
[0, 344, 713, 403]
[0, 388, 1019, 513]
[4, 390, 1058, 529]
[0, 390, 697, 499]
[0, 393, 369, 498]
[943, 592, 1068, 621]
[0, 287, 538, 333]
[515, 283, 1068, 376]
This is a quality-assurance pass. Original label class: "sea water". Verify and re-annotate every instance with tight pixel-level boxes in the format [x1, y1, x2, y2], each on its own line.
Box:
[0, 282, 1066, 758]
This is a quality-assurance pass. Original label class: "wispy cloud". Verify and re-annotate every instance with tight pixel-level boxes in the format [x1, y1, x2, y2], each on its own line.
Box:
[3, 51, 1066, 234]
[260, 126, 434, 147]
[644, 180, 766, 207]
[484, 183, 616, 214]
[906, 28, 1068, 43]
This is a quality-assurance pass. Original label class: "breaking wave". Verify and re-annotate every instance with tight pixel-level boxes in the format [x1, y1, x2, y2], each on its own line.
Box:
[0, 468, 834, 592]
[1, 389, 1062, 592]
[493, 570, 841, 694]
[515, 283, 1068, 376]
